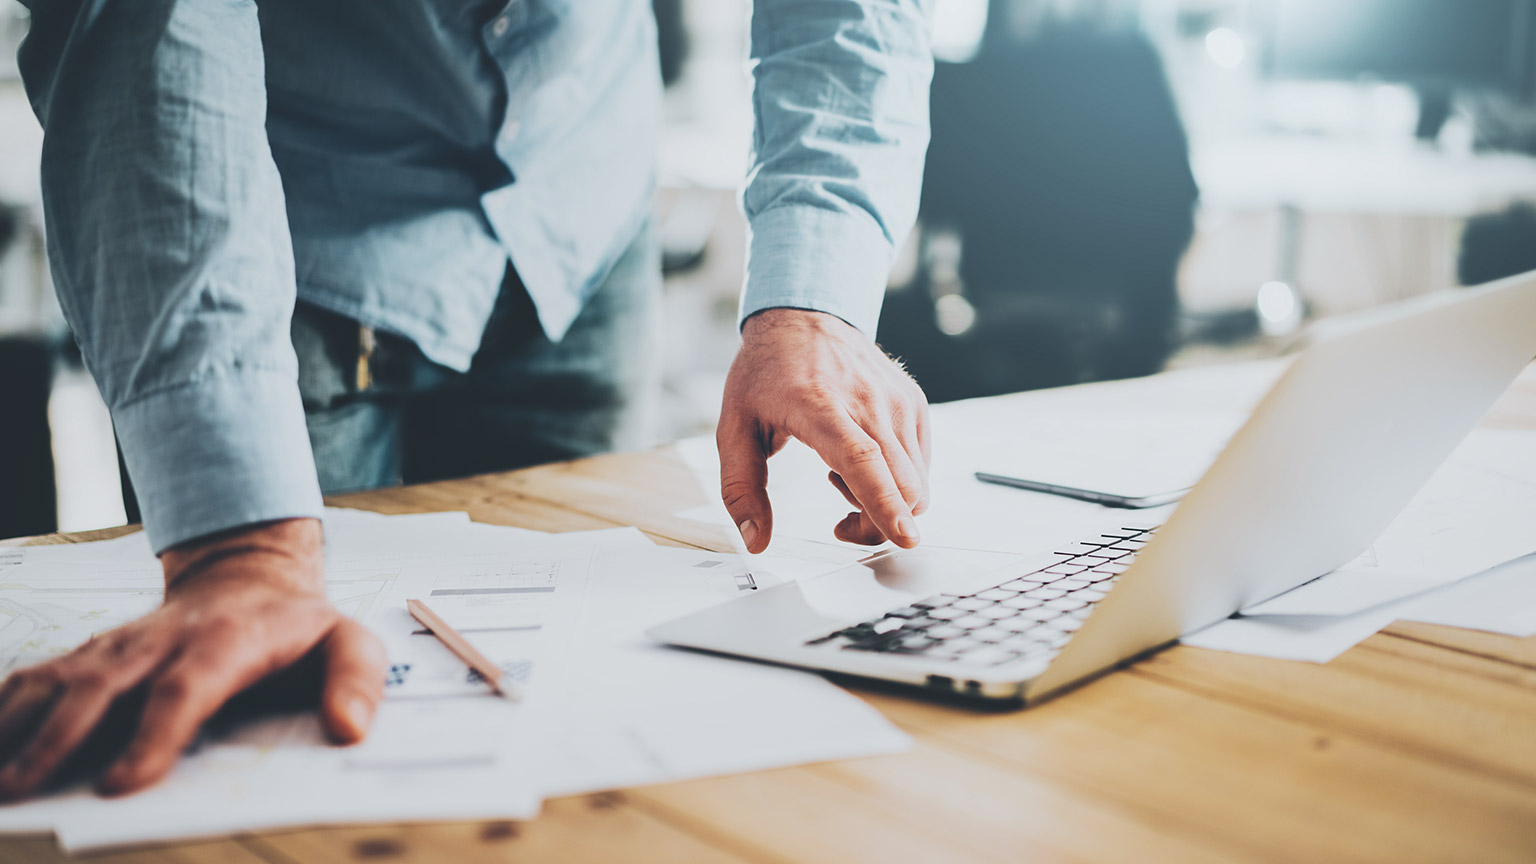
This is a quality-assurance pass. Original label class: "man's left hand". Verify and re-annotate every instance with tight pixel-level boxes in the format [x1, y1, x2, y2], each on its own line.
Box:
[717, 308, 932, 552]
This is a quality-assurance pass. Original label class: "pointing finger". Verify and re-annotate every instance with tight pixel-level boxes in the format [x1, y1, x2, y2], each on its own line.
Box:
[898, 404, 932, 516]
[798, 414, 917, 548]
[872, 425, 925, 517]
[829, 473, 894, 546]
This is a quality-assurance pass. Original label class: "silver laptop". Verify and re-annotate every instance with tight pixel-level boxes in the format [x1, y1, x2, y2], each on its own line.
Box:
[648, 271, 1536, 703]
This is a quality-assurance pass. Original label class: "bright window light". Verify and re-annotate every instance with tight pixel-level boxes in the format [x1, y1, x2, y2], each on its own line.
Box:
[932, 0, 990, 63]
[1205, 27, 1247, 70]
[1257, 280, 1301, 335]
[935, 293, 977, 336]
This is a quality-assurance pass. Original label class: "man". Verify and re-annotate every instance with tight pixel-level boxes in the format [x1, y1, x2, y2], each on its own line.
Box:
[0, 0, 934, 800]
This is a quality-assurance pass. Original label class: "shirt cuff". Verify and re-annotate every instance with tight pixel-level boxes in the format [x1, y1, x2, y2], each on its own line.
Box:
[739, 205, 893, 337]
[113, 370, 324, 554]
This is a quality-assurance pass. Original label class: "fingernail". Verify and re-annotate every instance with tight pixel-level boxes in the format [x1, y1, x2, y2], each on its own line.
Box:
[737, 519, 759, 550]
[344, 696, 373, 736]
[898, 516, 920, 544]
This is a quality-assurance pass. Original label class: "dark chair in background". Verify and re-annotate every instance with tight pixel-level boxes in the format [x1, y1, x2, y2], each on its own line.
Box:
[1459, 204, 1536, 287]
[0, 203, 58, 539]
[653, 0, 688, 88]
[879, 10, 1199, 403]
[0, 336, 56, 540]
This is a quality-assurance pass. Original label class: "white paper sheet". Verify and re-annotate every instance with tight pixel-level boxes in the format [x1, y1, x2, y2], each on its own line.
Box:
[0, 511, 579, 850]
[1398, 554, 1536, 637]
[1181, 601, 1417, 663]
[535, 545, 911, 798]
[0, 509, 915, 851]
[1245, 428, 1536, 618]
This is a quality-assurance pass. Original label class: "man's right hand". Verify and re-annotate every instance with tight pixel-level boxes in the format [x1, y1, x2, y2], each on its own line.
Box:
[0, 518, 385, 800]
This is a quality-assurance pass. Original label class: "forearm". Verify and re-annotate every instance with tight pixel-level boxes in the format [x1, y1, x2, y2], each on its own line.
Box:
[19, 0, 322, 552]
[741, 0, 935, 336]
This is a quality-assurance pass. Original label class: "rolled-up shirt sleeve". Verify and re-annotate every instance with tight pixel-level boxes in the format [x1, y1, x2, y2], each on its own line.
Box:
[740, 0, 934, 337]
[19, 0, 322, 553]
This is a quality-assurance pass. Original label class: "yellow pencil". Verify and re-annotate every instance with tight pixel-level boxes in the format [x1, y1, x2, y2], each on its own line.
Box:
[406, 598, 521, 700]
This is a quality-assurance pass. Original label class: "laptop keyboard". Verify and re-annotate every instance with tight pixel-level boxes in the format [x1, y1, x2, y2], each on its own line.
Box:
[804, 526, 1157, 668]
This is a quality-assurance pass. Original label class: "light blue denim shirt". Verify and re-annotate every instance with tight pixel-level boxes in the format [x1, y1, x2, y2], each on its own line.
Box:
[17, 0, 933, 553]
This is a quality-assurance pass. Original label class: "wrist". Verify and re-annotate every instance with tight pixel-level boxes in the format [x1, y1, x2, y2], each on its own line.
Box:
[161, 518, 325, 598]
[742, 307, 856, 342]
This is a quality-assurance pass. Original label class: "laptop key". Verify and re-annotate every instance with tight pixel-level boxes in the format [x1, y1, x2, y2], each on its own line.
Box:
[1045, 597, 1088, 612]
[1023, 587, 1066, 601]
[1077, 588, 1107, 602]
[962, 647, 1020, 667]
[1043, 563, 1089, 576]
[972, 626, 1014, 643]
[1020, 607, 1061, 622]
[927, 606, 969, 621]
[926, 624, 966, 640]
[1055, 617, 1084, 632]
[978, 606, 1016, 620]
[885, 606, 926, 619]
[924, 641, 969, 659]
[1002, 595, 1044, 610]
[976, 588, 1019, 602]
[897, 633, 938, 651]
[952, 597, 993, 611]
[954, 614, 993, 630]
[830, 624, 877, 642]
[1056, 578, 1091, 592]
[1000, 616, 1042, 633]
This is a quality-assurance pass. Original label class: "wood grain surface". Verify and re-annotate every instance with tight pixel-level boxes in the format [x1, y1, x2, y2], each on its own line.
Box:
[2, 366, 1532, 863]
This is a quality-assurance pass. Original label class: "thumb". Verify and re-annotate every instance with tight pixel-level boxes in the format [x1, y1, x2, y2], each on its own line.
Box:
[319, 617, 387, 745]
[717, 417, 773, 553]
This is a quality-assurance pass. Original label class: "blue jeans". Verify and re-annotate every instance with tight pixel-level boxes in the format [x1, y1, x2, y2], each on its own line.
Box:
[291, 223, 661, 494]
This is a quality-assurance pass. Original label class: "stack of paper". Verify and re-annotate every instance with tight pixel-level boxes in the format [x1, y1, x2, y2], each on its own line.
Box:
[0, 509, 909, 852]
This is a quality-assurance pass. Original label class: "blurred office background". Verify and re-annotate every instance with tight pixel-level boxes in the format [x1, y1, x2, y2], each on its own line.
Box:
[2, 0, 1535, 538]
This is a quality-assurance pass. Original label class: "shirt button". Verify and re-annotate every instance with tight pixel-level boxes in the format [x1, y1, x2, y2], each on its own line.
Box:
[491, 15, 510, 37]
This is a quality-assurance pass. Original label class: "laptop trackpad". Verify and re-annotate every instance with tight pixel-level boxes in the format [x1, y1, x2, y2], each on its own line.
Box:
[796, 546, 1026, 624]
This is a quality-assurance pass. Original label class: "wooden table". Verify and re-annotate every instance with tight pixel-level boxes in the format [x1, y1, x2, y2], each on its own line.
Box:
[6, 367, 1536, 863]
